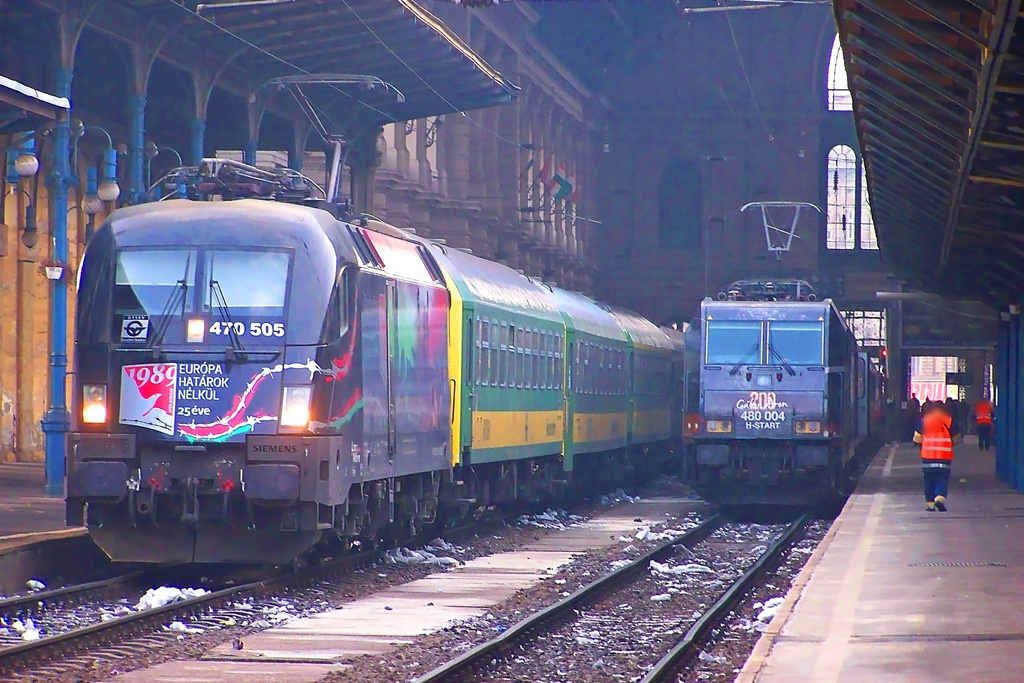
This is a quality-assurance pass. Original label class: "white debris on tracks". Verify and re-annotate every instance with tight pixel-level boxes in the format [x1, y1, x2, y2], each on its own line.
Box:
[134, 586, 210, 611]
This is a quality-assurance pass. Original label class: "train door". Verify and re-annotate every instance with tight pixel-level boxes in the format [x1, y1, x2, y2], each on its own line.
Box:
[856, 352, 869, 439]
[385, 278, 398, 461]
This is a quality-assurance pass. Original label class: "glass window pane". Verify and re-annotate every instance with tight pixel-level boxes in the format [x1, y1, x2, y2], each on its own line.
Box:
[768, 322, 824, 365]
[706, 321, 762, 365]
[827, 145, 856, 250]
[115, 249, 196, 315]
[828, 34, 853, 111]
[860, 165, 878, 250]
[207, 250, 289, 315]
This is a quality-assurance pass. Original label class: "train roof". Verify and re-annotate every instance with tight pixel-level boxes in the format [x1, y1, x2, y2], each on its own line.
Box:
[546, 286, 627, 342]
[425, 243, 562, 323]
[660, 325, 687, 352]
[608, 306, 673, 352]
[700, 299, 840, 322]
[101, 198, 343, 249]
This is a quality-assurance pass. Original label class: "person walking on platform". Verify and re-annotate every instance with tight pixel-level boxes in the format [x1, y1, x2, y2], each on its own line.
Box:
[914, 402, 960, 512]
[974, 397, 994, 451]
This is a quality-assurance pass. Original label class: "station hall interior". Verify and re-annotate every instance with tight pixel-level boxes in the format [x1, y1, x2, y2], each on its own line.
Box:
[0, 0, 1018, 489]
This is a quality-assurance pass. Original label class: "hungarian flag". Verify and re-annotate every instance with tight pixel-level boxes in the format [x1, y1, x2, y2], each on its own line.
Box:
[568, 166, 578, 204]
[538, 154, 552, 186]
[548, 161, 574, 202]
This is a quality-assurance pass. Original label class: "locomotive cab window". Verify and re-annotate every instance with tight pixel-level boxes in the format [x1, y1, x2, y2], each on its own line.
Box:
[205, 250, 290, 317]
[706, 321, 762, 365]
[115, 248, 197, 316]
[767, 321, 824, 366]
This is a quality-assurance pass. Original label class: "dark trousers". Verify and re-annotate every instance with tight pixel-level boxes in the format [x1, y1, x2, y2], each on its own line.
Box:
[923, 467, 951, 502]
[977, 423, 992, 451]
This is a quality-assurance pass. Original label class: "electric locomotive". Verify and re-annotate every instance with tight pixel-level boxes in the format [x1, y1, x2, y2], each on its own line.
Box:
[686, 279, 882, 505]
[67, 159, 684, 564]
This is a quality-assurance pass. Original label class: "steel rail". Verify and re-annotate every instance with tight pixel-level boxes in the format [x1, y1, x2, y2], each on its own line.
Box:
[414, 514, 725, 683]
[0, 548, 378, 675]
[0, 571, 155, 617]
[640, 513, 810, 683]
[0, 513, 504, 676]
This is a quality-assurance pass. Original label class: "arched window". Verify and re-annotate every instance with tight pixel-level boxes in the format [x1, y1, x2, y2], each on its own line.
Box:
[825, 145, 878, 252]
[827, 145, 856, 249]
[658, 160, 702, 249]
[860, 165, 878, 250]
[828, 34, 852, 111]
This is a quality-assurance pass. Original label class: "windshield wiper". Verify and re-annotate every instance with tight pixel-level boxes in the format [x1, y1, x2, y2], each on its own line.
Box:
[209, 278, 246, 359]
[768, 343, 797, 376]
[728, 342, 761, 376]
[148, 252, 191, 351]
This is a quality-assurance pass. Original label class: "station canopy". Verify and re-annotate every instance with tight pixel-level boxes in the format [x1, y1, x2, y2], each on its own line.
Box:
[834, 1, 1024, 307]
[57, 0, 517, 132]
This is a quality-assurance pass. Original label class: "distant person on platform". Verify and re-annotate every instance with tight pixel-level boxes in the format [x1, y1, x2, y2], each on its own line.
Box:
[974, 396, 994, 451]
[914, 401, 960, 512]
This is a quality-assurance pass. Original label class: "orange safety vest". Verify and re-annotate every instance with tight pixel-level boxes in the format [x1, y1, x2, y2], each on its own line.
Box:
[920, 412, 954, 463]
[974, 400, 994, 425]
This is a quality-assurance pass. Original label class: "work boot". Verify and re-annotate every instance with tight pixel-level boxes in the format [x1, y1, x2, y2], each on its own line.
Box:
[935, 495, 947, 512]
[925, 501, 936, 511]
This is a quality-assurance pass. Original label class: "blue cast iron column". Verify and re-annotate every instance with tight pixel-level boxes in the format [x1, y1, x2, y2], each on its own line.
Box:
[41, 66, 73, 496]
[190, 117, 206, 165]
[995, 315, 1009, 483]
[244, 140, 258, 166]
[1015, 312, 1024, 492]
[128, 93, 146, 203]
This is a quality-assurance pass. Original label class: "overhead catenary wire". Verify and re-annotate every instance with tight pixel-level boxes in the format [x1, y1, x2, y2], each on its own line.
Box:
[724, 9, 774, 146]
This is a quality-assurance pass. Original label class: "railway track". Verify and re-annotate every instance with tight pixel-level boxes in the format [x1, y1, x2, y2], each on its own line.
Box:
[414, 513, 809, 683]
[0, 510, 514, 680]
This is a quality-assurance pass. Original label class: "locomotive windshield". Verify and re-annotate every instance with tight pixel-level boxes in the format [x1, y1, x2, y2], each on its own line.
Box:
[115, 249, 196, 315]
[767, 321, 824, 365]
[204, 250, 289, 316]
[705, 321, 761, 364]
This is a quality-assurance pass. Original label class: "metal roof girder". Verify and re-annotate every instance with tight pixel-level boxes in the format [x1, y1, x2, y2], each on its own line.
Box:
[848, 47, 970, 112]
[898, 0, 989, 47]
[857, 91, 963, 155]
[869, 172, 949, 213]
[860, 129, 960, 190]
[848, 53, 970, 133]
[869, 187, 946, 225]
[967, 173, 1024, 189]
[960, 199, 1024, 219]
[860, 108, 963, 159]
[860, 115, 960, 167]
[856, 81, 965, 144]
[852, 0, 982, 73]
[843, 10, 980, 90]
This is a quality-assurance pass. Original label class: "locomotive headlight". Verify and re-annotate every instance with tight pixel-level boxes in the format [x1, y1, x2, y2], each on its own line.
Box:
[706, 419, 732, 433]
[186, 318, 205, 343]
[82, 385, 107, 424]
[795, 420, 821, 434]
[280, 386, 311, 427]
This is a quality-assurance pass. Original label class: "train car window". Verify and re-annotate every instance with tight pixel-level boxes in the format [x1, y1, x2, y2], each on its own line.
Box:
[556, 334, 564, 390]
[705, 321, 762, 365]
[204, 250, 290, 316]
[115, 248, 197, 316]
[509, 326, 518, 388]
[499, 322, 508, 387]
[489, 321, 499, 386]
[536, 331, 544, 389]
[476, 317, 486, 386]
[768, 321, 824, 365]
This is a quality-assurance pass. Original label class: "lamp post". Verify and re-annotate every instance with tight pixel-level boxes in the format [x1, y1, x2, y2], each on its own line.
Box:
[144, 141, 183, 200]
[5, 136, 40, 249]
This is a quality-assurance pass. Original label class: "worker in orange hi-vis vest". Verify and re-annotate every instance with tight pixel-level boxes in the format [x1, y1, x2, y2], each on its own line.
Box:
[974, 397, 994, 452]
[914, 401, 961, 512]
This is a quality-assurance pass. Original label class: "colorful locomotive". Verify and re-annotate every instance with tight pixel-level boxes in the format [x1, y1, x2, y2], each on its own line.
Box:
[684, 280, 885, 505]
[67, 160, 686, 563]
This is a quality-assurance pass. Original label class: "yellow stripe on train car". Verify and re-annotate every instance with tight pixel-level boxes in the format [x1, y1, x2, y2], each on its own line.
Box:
[472, 410, 564, 449]
[632, 409, 672, 438]
[573, 412, 628, 444]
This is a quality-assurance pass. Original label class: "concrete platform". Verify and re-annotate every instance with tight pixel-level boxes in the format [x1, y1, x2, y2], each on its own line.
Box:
[107, 496, 704, 683]
[0, 462, 83, 553]
[739, 439, 1022, 683]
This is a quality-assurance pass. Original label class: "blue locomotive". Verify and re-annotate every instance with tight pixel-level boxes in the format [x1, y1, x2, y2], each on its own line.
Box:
[686, 280, 884, 505]
[67, 159, 686, 563]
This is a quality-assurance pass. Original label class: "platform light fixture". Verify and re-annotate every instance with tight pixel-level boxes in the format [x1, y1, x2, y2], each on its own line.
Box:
[5, 136, 39, 249]
[71, 120, 121, 203]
